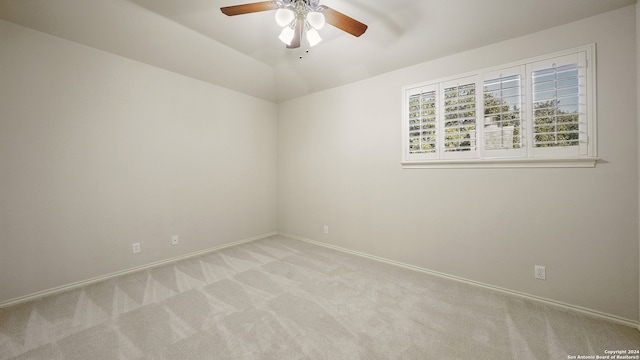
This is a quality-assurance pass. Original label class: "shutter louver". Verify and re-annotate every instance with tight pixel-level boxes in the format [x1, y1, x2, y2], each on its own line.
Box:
[408, 90, 437, 155]
[532, 63, 582, 148]
[443, 82, 476, 153]
[483, 74, 522, 151]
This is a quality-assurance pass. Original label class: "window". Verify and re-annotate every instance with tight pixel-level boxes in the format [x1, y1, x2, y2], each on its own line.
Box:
[483, 66, 525, 159]
[408, 86, 437, 158]
[402, 45, 597, 168]
[442, 78, 478, 158]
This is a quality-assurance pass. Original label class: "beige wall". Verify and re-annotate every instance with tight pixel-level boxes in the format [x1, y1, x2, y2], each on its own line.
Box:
[278, 6, 639, 322]
[0, 20, 278, 303]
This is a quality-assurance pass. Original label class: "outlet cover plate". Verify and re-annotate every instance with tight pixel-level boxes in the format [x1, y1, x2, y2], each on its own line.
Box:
[534, 265, 546, 280]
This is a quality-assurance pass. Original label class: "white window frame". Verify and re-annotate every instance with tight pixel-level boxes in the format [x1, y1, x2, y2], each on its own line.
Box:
[401, 44, 598, 169]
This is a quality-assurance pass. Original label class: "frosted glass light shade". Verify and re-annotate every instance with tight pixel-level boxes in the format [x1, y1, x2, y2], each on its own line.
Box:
[306, 11, 325, 29]
[306, 28, 322, 47]
[275, 8, 295, 27]
[279, 26, 295, 45]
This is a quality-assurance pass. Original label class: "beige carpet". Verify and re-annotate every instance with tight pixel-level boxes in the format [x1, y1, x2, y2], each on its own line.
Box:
[1, 235, 638, 359]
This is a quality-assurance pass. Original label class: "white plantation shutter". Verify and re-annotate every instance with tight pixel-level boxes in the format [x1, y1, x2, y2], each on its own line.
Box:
[441, 77, 478, 159]
[405, 84, 439, 160]
[401, 45, 596, 167]
[529, 52, 588, 157]
[482, 66, 525, 158]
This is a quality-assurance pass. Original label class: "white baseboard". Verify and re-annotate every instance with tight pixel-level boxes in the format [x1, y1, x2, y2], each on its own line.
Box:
[0, 232, 278, 308]
[4, 230, 637, 331]
[278, 232, 640, 330]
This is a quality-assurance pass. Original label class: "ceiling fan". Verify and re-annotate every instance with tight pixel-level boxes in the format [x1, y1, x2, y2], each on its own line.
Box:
[220, 0, 368, 49]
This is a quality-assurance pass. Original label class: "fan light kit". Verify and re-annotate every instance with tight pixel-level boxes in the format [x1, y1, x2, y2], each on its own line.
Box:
[273, 1, 324, 47]
[221, 0, 368, 49]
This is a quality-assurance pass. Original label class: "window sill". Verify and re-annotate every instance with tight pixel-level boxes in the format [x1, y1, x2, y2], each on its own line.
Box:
[401, 157, 599, 169]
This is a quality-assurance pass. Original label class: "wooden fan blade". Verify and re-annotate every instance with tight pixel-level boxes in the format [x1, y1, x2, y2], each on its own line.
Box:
[286, 19, 303, 49]
[220, 1, 278, 16]
[319, 6, 368, 37]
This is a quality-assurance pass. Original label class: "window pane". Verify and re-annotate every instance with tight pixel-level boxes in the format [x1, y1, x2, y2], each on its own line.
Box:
[483, 74, 522, 150]
[444, 83, 476, 152]
[408, 90, 437, 154]
[531, 63, 581, 148]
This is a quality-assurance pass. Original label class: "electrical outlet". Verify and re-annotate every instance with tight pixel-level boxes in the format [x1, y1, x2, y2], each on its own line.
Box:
[534, 265, 546, 280]
[323, 225, 329, 234]
[171, 235, 179, 246]
[132, 243, 141, 254]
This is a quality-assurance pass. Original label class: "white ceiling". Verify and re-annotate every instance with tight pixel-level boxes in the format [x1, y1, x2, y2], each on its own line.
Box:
[0, 0, 636, 102]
